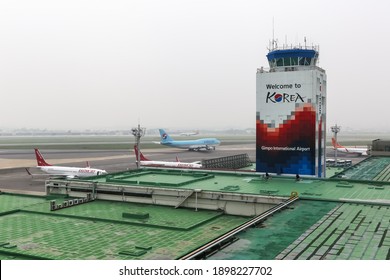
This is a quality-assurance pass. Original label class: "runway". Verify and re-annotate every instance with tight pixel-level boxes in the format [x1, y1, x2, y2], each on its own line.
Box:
[0, 144, 365, 194]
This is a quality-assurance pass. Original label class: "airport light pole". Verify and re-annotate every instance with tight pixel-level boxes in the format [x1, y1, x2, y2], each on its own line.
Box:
[131, 124, 146, 169]
[331, 124, 341, 166]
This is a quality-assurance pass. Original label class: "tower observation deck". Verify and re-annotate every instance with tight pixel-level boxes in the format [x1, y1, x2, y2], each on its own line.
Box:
[256, 43, 327, 177]
[267, 46, 318, 68]
[258, 44, 322, 73]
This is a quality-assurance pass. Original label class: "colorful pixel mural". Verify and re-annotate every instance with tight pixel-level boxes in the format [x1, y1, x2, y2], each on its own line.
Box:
[256, 104, 316, 175]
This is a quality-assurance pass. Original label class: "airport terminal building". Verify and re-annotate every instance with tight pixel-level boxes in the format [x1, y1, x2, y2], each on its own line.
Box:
[256, 44, 327, 177]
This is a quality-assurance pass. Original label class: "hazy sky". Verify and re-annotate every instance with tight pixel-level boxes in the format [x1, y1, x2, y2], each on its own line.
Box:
[1, 0, 389, 131]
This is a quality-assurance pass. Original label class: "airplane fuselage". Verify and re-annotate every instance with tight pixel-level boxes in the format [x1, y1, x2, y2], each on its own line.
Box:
[335, 147, 368, 156]
[331, 138, 368, 156]
[140, 160, 201, 168]
[38, 166, 107, 178]
[158, 129, 220, 151]
[160, 138, 220, 151]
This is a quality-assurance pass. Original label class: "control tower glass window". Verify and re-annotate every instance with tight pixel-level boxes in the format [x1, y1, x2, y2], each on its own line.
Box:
[291, 57, 298, 65]
[300, 57, 311, 65]
[270, 57, 312, 67]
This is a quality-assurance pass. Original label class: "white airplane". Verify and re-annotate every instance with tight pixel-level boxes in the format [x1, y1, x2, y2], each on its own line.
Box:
[32, 148, 108, 179]
[134, 145, 202, 168]
[157, 129, 220, 151]
[180, 130, 199, 136]
[331, 138, 368, 156]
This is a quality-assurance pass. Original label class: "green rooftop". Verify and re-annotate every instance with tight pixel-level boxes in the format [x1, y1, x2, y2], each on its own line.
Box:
[0, 193, 248, 260]
[335, 156, 390, 181]
[1, 156, 390, 260]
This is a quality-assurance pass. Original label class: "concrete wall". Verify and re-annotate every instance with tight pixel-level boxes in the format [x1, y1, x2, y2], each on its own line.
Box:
[45, 179, 286, 216]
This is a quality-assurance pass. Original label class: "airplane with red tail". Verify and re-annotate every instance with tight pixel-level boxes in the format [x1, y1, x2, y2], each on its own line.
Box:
[32, 148, 107, 179]
[134, 145, 202, 168]
[331, 138, 368, 156]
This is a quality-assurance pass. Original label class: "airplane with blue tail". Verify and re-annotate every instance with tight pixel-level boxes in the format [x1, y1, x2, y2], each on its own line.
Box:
[157, 129, 221, 151]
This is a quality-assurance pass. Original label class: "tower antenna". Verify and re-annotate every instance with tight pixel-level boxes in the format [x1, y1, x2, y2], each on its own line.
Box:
[272, 17, 274, 48]
[270, 17, 277, 50]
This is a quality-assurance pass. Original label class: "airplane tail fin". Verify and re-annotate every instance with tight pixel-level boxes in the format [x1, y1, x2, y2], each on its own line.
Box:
[134, 145, 150, 161]
[176, 156, 180, 162]
[331, 138, 344, 149]
[34, 148, 51, 167]
[86, 161, 90, 168]
[159, 129, 174, 143]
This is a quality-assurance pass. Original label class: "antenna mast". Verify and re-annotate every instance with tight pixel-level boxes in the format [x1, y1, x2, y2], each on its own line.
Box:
[271, 17, 277, 50]
[131, 123, 146, 169]
[331, 124, 341, 165]
[272, 17, 274, 49]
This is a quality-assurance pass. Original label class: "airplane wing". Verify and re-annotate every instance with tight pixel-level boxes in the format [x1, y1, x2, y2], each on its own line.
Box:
[357, 150, 368, 156]
[26, 168, 78, 179]
[25, 168, 51, 177]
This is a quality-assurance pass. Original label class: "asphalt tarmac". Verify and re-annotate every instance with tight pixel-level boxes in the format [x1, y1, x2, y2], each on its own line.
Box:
[0, 144, 365, 194]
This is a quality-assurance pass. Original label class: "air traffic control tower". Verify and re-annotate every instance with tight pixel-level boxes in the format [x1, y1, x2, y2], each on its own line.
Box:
[256, 43, 326, 177]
